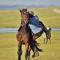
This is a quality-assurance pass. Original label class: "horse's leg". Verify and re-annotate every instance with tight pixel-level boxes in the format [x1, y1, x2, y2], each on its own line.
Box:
[45, 38, 51, 44]
[29, 40, 40, 57]
[45, 35, 50, 44]
[32, 47, 39, 58]
[27, 46, 31, 60]
[18, 42, 22, 60]
[29, 40, 36, 57]
[44, 37, 48, 44]
[25, 43, 31, 60]
[46, 39, 48, 44]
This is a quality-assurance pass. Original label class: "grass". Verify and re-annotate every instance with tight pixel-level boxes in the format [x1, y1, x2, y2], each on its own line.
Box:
[0, 10, 20, 28]
[0, 31, 60, 60]
[0, 7, 60, 60]
[32, 7, 60, 28]
[0, 33, 17, 60]
[0, 7, 60, 28]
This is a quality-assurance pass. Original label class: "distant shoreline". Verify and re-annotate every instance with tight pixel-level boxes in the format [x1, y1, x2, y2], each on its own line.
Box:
[0, 28, 60, 33]
[0, 5, 60, 10]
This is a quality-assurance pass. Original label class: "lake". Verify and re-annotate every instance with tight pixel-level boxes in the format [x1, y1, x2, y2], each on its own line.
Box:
[0, 28, 60, 33]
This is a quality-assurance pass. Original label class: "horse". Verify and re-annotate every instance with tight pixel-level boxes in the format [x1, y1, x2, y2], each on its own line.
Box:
[16, 11, 42, 60]
[44, 27, 51, 44]
[18, 9, 51, 44]
[32, 21, 51, 44]
[18, 8, 52, 57]
[23, 9, 51, 44]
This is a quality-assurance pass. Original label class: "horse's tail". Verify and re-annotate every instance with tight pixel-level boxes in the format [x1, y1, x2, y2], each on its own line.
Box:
[30, 40, 43, 52]
[34, 40, 43, 52]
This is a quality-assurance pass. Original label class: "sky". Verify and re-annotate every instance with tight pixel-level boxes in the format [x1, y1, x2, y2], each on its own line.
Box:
[0, 0, 60, 6]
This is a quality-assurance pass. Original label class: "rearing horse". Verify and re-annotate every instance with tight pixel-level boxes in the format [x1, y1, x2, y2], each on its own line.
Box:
[18, 9, 51, 44]
[32, 21, 51, 44]
[16, 11, 41, 60]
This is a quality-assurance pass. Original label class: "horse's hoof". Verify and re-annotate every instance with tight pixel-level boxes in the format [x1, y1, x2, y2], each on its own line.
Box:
[39, 49, 43, 52]
[32, 54, 36, 58]
[36, 52, 39, 56]
[32, 52, 39, 58]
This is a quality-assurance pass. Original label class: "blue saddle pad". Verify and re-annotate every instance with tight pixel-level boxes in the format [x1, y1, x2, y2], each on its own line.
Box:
[29, 16, 40, 27]
[29, 16, 42, 34]
[29, 24, 42, 34]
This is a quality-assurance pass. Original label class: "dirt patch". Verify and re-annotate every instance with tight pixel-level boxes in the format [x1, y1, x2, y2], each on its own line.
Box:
[53, 8, 60, 14]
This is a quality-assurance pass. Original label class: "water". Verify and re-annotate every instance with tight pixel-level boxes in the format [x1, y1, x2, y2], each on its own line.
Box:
[0, 28, 60, 33]
[52, 28, 60, 31]
[0, 28, 18, 33]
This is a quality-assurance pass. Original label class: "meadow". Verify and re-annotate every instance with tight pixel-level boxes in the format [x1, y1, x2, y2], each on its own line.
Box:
[0, 7, 60, 28]
[0, 31, 60, 60]
[0, 7, 60, 60]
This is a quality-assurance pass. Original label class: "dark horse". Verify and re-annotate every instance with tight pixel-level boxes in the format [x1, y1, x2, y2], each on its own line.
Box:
[16, 11, 42, 60]
[28, 9, 51, 44]
[44, 27, 51, 44]
[17, 9, 51, 60]
[32, 21, 51, 44]
[18, 9, 51, 44]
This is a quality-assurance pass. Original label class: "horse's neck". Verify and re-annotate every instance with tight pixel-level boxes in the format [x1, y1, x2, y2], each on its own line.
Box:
[39, 21, 48, 34]
[21, 22, 29, 31]
[39, 21, 48, 35]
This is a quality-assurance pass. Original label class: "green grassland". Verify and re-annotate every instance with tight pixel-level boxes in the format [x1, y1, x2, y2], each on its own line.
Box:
[0, 7, 60, 28]
[0, 7, 60, 60]
[0, 31, 60, 60]
[32, 7, 60, 28]
[0, 10, 20, 28]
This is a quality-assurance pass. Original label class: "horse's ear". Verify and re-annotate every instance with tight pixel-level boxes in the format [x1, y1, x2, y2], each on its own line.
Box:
[19, 8, 21, 12]
[20, 10, 21, 12]
[25, 9, 27, 11]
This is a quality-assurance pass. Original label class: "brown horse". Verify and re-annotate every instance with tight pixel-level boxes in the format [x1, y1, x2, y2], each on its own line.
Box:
[28, 10, 51, 44]
[16, 11, 42, 60]
[17, 9, 52, 60]
[18, 8, 52, 58]
[32, 21, 51, 44]
[19, 9, 51, 44]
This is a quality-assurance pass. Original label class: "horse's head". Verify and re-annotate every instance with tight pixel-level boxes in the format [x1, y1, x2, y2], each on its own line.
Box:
[19, 8, 27, 18]
[19, 8, 29, 24]
[19, 8, 27, 12]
